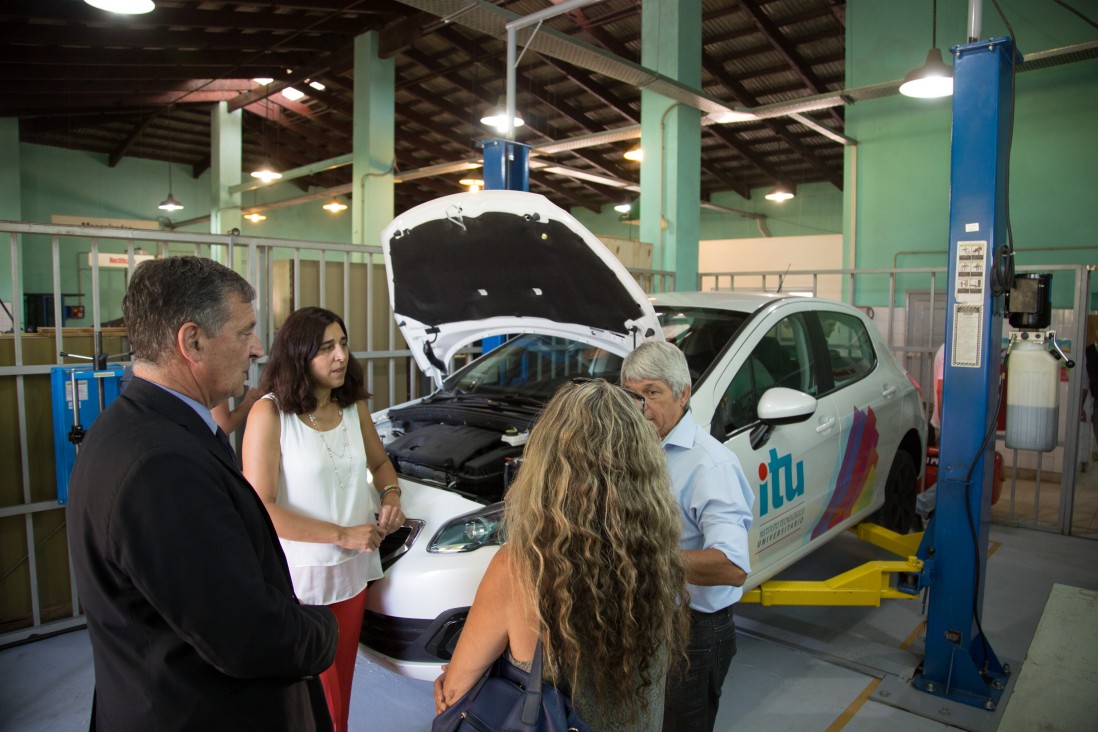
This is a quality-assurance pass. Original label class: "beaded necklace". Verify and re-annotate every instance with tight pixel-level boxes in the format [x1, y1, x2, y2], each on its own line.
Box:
[307, 406, 351, 491]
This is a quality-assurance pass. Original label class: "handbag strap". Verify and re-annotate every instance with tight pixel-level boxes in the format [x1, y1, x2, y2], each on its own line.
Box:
[520, 637, 545, 725]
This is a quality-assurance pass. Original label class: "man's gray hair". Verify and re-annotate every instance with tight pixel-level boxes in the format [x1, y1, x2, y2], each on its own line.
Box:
[620, 340, 692, 399]
[123, 256, 255, 365]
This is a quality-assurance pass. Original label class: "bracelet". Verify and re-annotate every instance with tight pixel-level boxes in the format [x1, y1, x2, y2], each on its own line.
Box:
[379, 483, 401, 500]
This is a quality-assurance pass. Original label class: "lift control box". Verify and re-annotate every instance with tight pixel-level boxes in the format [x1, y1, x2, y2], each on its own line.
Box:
[50, 365, 125, 504]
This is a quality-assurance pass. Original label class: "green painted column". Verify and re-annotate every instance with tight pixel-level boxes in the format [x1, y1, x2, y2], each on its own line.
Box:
[210, 101, 242, 236]
[640, 0, 702, 291]
[352, 31, 395, 248]
[0, 119, 20, 308]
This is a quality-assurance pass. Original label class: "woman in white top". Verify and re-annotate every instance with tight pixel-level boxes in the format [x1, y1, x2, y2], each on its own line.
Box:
[243, 307, 404, 732]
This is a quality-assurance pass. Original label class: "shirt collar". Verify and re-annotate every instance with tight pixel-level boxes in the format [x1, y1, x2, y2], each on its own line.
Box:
[146, 379, 219, 434]
[662, 408, 697, 450]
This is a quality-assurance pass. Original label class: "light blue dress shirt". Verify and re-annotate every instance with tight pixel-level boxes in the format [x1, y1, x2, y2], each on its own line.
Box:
[663, 409, 755, 612]
[144, 377, 219, 435]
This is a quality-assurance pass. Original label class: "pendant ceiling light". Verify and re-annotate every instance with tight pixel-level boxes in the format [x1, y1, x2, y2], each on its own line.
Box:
[244, 211, 267, 223]
[251, 95, 282, 183]
[765, 183, 795, 202]
[899, 0, 954, 99]
[322, 198, 348, 213]
[157, 163, 183, 212]
[459, 178, 484, 192]
[623, 145, 644, 162]
[480, 97, 524, 133]
[617, 198, 639, 222]
[84, 0, 155, 14]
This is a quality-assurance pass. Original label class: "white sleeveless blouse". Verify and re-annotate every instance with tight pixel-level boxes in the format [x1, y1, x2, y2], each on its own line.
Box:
[265, 394, 383, 605]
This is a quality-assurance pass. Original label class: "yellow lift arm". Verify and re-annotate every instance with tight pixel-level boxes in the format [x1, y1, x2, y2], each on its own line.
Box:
[740, 522, 926, 607]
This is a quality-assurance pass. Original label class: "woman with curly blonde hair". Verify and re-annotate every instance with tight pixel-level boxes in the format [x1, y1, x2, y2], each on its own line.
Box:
[434, 378, 690, 730]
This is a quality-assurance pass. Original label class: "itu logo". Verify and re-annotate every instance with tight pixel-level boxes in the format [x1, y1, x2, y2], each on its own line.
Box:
[757, 448, 805, 517]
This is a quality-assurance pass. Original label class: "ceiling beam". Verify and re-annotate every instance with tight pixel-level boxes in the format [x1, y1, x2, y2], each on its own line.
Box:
[108, 114, 158, 168]
[701, 49, 841, 189]
[738, 0, 844, 127]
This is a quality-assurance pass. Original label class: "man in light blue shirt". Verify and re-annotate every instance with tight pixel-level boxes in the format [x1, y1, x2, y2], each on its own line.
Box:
[623, 341, 755, 732]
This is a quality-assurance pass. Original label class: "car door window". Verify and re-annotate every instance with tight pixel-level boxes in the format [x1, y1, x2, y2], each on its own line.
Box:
[819, 312, 877, 389]
[717, 314, 816, 436]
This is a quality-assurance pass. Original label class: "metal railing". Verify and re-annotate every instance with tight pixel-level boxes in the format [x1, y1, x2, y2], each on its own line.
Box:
[1, 220, 1093, 645]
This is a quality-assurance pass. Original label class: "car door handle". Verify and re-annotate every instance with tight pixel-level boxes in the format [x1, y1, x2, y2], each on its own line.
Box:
[815, 417, 836, 433]
[882, 384, 897, 398]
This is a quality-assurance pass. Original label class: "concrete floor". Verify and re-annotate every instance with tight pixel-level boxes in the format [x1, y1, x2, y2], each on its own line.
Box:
[2, 523, 1096, 732]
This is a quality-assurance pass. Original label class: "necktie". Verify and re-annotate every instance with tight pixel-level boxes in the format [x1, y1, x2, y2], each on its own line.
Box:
[215, 427, 237, 462]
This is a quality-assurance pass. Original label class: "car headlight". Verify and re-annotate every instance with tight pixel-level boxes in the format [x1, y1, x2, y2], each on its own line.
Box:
[427, 502, 506, 553]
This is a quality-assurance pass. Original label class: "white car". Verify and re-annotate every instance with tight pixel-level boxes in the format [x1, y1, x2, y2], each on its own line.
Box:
[362, 191, 926, 680]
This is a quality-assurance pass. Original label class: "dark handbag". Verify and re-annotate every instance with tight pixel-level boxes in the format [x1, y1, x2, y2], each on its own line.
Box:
[431, 639, 591, 732]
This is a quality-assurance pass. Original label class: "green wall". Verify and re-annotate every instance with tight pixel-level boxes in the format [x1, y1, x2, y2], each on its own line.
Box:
[0, 119, 20, 310]
[846, 0, 1098, 307]
[10, 144, 354, 328]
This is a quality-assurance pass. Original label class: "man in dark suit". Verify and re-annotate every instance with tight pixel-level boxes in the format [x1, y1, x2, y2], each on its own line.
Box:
[68, 256, 338, 731]
[1084, 320, 1098, 451]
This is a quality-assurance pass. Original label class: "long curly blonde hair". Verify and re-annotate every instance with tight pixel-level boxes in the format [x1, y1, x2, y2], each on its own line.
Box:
[505, 378, 689, 724]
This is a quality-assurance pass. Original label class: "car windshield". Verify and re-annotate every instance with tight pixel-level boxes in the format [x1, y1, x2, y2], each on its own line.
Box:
[655, 305, 750, 383]
[441, 334, 624, 399]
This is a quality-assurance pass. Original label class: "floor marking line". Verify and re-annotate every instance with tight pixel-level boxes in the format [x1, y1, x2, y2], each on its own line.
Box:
[825, 678, 882, 732]
[900, 619, 926, 651]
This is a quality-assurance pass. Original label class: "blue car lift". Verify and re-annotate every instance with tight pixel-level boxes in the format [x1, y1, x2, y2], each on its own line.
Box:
[911, 36, 1020, 711]
[477, 137, 532, 355]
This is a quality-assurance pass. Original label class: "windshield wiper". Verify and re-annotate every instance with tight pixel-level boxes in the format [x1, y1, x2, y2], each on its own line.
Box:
[482, 393, 544, 409]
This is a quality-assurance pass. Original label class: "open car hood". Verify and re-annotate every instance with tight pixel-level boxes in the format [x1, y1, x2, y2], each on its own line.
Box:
[381, 190, 663, 384]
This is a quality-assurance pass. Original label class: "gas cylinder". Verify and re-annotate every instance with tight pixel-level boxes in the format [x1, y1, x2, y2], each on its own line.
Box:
[1005, 338, 1059, 451]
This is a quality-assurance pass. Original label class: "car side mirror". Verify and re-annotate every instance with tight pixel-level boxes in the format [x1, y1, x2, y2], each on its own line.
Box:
[757, 387, 817, 424]
[749, 387, 818, 450]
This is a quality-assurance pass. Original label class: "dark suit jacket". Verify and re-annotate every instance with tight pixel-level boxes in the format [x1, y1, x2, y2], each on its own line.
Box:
[1086, 343, 1098, 397]
[68, 377, 337, 731]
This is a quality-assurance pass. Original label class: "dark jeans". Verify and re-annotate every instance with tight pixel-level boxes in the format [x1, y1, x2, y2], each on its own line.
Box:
[662, 605, 737, 732]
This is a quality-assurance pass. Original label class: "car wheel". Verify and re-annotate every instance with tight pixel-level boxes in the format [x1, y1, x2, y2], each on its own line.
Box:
[873, 450, 918, 533]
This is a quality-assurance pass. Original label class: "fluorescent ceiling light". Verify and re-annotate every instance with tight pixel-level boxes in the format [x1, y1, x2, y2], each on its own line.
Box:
[707, 109, 758, 124]
[541, 166, 631, 188]
[282, 87, 305, 102]
[253, 77, 274, 85]
[308, 81, 326, 91]
[84, 0, 155, 14]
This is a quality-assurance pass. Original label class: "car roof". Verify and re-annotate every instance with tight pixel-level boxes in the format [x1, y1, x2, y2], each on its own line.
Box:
[651, 290, 791, 313]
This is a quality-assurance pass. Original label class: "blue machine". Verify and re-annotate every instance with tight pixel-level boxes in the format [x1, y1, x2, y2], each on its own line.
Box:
[912, 37, 1020, 710]
[50, 365, 125, 504]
